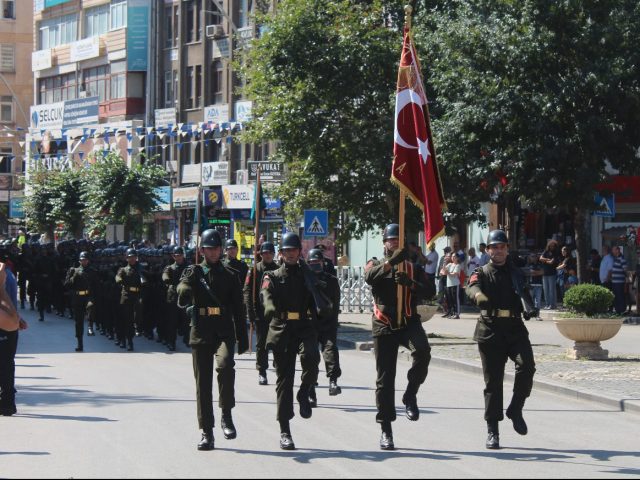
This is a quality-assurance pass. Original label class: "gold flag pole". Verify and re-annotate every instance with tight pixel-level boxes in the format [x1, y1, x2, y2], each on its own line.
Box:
[249, 165, 262, 354]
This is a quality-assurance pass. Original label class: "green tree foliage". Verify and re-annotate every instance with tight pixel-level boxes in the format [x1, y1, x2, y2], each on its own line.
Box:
[82, 152, 165, 237]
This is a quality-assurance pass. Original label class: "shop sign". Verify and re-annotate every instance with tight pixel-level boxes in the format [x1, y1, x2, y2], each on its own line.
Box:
[70, 37, 100, 63]
[155, 108, 176, 129]
[172, 186, 199, 209]
[248, 161, 284, 182]
[204, 104, 229, 124]
[181, 163, 201, 184]
[222, 184, 253, 209]
[234, 100, 252, 123]
[32, 49, 52, 71]
[153, 186, 172, 211]
[201, 161, 228, 186]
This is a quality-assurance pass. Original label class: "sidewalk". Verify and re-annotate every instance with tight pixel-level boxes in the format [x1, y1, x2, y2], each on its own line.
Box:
[337, 306, 640, 415]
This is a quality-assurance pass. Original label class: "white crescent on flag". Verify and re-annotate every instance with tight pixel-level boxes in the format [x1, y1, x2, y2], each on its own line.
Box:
[394, 88, 431, 165]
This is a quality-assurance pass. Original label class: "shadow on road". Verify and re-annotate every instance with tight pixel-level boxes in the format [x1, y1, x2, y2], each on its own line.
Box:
[0, 451, 50, 457]
[15, 413, 116, 423]
[513, 446, 640, 462]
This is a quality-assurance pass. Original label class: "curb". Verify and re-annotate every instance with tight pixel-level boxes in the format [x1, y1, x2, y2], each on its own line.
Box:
[338, 336, 640, 416]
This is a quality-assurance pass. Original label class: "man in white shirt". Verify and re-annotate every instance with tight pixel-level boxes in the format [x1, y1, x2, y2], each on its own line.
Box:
[478, 243, 490, 266]
[423, 244, 438, 297]
[599, 245, 614, 288]
[466, 247, 481, 277]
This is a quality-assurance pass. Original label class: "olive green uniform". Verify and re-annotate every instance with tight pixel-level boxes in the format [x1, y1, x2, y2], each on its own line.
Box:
[64, 265, 97, 345]
[243, 260, 278, 374]
[115, 264, 144, 348]
[466, 260, 536, 423]
[177, 260, 246, 432]
[313, 271, 342, 381]
[364, 256, 431, 424]
[162, 260, 188, 349]
[261, 263, 319, 422]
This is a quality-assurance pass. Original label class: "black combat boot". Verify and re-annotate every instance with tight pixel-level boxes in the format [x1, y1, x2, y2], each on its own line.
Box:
[75, 338, 83, 352]
[221, 410, 237, 439]
[279, 421, 295, 450]
[402, 387, 420, 421]
[197, 429, 215, 451]
[328, 378, 342, 396]
[127, 338, 134, 351]
[296, 384, 312, 419]
[486, 421, 500, 449]
[379, 422, 395, 450]
[506, 403, 528, 435]
[258, 370, 268, 386]
[308, 385, 317, 408]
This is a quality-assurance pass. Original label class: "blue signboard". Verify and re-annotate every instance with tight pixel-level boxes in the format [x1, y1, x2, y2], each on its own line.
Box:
[9, 197, 25, 219]
[153, 186, 171, 211]
[203, 187, 223, 208]
[127, 0, 150, 71]
[303, 209, 328, 237]
[594, 194, 615, 218]
[45, 0, 73, 7]
[63, 96, 99, 128]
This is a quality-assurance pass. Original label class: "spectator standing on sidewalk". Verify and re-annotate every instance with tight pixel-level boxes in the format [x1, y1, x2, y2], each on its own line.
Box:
[611, 246, 628, 314]
[423, 243, 438, 299]
[526, 254, 544, 319]
[539, 240, 560, 309]
[445, 254, 462, 319]
[599, 245, 614, 290]
[588, 249, 602, 285]
[437, 247, 451, 311]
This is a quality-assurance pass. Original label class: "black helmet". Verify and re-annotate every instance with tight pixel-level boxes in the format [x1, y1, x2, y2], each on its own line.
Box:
[79, 251, 90, 260]
[281, 232, 301, 249]
[201, 229, 222, 248]
[487, 229, 508, 246]
[126, 248, 137, 257]
[382, 223, 400, 241]
[225, 239, 238, 249]
[307, 248, 324, 262]
[173, 246, 185, 255]
[260, 242, 275, 254]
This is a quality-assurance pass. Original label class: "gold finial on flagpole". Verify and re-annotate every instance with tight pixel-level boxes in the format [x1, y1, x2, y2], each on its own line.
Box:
[404, 5, 413, 29]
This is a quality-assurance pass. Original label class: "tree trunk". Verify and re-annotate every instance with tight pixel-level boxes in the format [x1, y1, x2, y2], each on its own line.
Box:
[573, 207, 588, 283]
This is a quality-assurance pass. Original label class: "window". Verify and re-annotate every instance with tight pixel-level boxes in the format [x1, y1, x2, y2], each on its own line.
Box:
[85, 4, 109, 38]
[164, 6, 173, 48]
[164, 70, 177, 107]
[110, 61, 126, 99]
[186, 0, 195, 43]
[0, 147, 12, 174]
[38, 73, 77, 104]
[211, 61, 223, 104]
[195, 65, 202, 108]
[186, 66, 194, 109]
[39, 14, 78, 49]
[0, 44, 14, 72]
[0, 96, 12, 123]
[83, 66, 108, 102]
[2, 1, 14, 20]
[110, 0, 127, 30]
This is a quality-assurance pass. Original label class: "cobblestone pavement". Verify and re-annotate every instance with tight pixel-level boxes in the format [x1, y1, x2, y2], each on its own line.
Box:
[337, 316, 640, 411]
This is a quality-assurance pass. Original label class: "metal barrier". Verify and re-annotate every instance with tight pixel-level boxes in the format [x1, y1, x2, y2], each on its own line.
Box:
[337, 266, 373, 313]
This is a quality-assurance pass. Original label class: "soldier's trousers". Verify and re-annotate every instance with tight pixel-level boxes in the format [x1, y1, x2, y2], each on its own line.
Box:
[317, 325, 341, 380]
[254, 320, 269, 373]
[18, 274, 27, 305]
[0, 329, 18, 410]
[192, 338, 236, 431]
[119, 300, 140, 342]
[72, 298, 93, 339]
[373, 321, 431, 423]
[475, 318, 536, 422]
[164, 303, 183, 346]
[273, 333, 319, 422]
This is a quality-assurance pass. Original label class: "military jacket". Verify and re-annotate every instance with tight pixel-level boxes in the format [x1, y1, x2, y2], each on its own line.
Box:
[314, 271, 340, 331]
[115, 264, 145, 304]
[176, 260, 243, 345]
[243, 260, 278, 323]
[64, 265, 97, 302]
[364, 256, 426, 337]
[260, 263, 316, 349]
[224, 257, 249, 288]
[162, 261, 188, 304]
[466, 260, 526, 315]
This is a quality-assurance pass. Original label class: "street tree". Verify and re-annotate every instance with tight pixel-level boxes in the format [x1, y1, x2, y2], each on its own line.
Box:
[415, 0, 640, 279]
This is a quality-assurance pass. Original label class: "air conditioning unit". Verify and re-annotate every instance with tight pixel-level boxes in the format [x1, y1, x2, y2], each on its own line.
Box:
[236, 169, 248, 185]
[206, 24, 225, 39]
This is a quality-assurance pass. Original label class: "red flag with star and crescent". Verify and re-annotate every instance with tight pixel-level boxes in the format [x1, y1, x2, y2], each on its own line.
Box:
[391, 26, 446, 245]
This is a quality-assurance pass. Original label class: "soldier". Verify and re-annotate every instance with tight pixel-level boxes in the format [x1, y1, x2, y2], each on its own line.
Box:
[34, 243, 56, 322]
[16, 244, 33, 310]
[260, 232, 320, 451]
[364, 223, 432, 451]
[64, 251, 97, 352]
[466, 229, 538, 450]
[243, 241, 278, 385]
[223, 239, 249, 289]
[314, 243, 337, 276]
[176, 229, 248, 451]
[115, 248, 144, 351]
[306, 248, 342, 405]
[162, 246, 189, 351]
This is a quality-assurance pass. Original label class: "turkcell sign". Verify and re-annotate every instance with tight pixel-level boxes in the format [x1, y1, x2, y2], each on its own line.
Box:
[30, 97, 99, 130]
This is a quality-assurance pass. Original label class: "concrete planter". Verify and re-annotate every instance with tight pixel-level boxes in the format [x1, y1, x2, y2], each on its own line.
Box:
[418, 304, 439, 322]
[553, 317, 623, 360]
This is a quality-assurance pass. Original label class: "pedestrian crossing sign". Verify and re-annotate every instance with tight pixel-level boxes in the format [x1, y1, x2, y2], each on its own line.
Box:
[593, 194, 615, 218]
[304, 209, 328, 237]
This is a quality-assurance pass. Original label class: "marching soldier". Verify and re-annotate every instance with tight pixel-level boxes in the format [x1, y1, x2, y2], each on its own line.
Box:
[243, 241, 278, 385]
[176, 229, 248, 451]
[162, 246, 189, 351]
[260, 232, 320, 451]
[64, 251, 97, 352]
[364, 223, 432, 451]
[306, 248, 342, 405]
[466, 229, 538, 449]
[223, 239, 249, 288]
[115, 248, 144, 351]
[34, 244, 56, 322]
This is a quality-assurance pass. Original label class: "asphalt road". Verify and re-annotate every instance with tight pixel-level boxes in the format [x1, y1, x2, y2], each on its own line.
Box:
[2, 308, 639, 478]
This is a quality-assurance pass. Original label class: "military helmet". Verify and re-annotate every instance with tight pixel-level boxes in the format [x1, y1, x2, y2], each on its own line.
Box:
[79, 251, 90, 260]
[260, 241, 275, 254]
[126, 248, 137, 257]
[382, 223, 400, 241]
[200, 229, 222, 248]
[173, 246, 185, 255]
[307, 248, 324, 263]
[487, 229, 508, 247]
[281, 232, 301, 250]
[225, 238, 238, 249]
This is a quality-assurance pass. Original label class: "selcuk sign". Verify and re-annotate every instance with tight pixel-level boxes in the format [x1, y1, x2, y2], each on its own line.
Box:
[30, 97, 100, 130]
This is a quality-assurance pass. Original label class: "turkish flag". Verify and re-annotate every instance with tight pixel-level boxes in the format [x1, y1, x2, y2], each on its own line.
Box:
[392, 26, 446, 245]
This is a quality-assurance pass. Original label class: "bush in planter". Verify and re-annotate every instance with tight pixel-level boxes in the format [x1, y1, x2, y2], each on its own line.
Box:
[562, 284, 614, 317]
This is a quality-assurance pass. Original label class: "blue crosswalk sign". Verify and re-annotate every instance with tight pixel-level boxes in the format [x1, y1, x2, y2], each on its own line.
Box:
[304, 209, 328, 237]
[593, 194, 615, 218]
